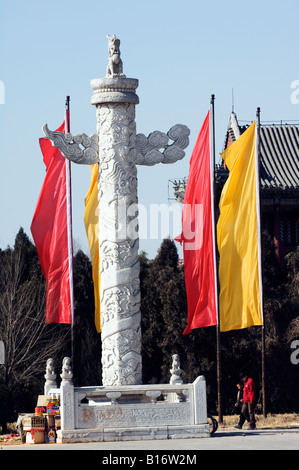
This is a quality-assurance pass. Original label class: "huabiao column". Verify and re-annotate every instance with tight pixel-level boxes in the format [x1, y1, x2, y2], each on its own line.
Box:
[42, 35, 190, 387]
[90, 36, 142, 386]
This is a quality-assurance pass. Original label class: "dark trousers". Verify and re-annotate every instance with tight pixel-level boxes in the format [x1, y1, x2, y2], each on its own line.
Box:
[239, 402, 255, 427]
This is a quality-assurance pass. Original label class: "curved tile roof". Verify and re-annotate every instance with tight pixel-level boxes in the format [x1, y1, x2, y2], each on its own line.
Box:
[172, 114, 299, 204]
[223, 113, 299, 193]
[260, 124, 299, 192]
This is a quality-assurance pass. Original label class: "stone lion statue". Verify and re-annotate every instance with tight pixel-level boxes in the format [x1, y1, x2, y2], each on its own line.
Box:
[106, 34, 125, 77]
[61, 357, 73, 381]
[170, 353, 183, 385]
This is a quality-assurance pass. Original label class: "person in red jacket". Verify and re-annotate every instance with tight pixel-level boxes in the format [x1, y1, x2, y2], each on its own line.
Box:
[234, 372, 256, 430]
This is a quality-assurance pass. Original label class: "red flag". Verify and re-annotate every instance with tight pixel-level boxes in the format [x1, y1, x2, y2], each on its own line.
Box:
[31, 122, 72, 324]
[175, 111, 217, 334]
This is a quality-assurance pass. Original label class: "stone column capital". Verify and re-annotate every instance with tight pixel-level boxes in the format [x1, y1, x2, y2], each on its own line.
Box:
[91, 77, 139, 105]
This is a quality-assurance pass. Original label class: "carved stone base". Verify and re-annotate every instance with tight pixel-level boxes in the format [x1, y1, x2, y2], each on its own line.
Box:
[56, 424, 210, 443]
[50, 376, 210, 443]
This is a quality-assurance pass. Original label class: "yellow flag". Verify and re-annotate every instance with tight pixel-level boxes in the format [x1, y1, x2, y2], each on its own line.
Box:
[84, 164, 101, 333]
[217, 121, 263, 332]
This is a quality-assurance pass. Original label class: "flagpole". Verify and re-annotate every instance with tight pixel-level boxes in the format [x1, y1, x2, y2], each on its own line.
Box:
[256, 107, 266, 418]
[65, 95, 75, 373]
[210, 94, 223, 424]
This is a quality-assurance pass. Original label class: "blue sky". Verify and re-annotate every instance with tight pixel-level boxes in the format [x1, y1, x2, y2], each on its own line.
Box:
[0, 0, 299, 259]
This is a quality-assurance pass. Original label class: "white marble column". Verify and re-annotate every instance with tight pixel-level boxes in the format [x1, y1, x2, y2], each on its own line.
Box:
[42, 35, 190, 389]
[91, 77, 142, 386]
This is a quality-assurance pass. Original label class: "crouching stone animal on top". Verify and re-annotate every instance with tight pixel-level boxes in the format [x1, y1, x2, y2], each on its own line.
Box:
[106, 34, 125, 77]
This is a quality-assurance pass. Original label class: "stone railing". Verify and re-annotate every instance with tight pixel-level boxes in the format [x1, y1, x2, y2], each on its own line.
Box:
[47, 357, 209, 442]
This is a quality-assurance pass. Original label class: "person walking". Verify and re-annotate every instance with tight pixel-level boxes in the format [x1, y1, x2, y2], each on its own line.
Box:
[234, 381, 244, 409]
[234, 372, 256, 430]
[234, 381, 247, 429]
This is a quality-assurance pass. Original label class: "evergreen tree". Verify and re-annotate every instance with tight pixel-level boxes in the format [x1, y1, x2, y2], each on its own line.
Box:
[72, 250, 102, 386]
[140, 238, 218, 411]
[0, 226, 298, 430]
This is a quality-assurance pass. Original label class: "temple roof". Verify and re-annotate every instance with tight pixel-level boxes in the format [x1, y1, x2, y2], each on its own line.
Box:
[224, 112, 299, 194]
[260, 124, 299, 193]
[172, 112, 299, 204]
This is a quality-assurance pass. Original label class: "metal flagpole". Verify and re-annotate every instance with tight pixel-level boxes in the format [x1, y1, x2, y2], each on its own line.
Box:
[210, 94, 223, 423]
[65, 96, 75, 373]
[256, 107, 267, 418]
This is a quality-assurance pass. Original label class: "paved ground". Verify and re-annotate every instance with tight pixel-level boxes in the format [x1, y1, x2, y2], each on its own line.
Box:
[1, 428, 299, 452]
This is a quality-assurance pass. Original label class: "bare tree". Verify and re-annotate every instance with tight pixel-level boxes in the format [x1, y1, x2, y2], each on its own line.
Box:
[0, 231, 69, 430]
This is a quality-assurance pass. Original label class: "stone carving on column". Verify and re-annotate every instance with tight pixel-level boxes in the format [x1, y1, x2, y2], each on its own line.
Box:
[170, 353, 183, 385]
[42, 125, 98, 165]
[44, 358, 57, 395]
[60, 357, 73, 383]
[106, 34, 125, 77]
[42, 35, 190, 387]
[60, 357, 75, 430]
[95, 95, 142, 386]
[135, 125, 190, 166]
[169, 353, 185, 403]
